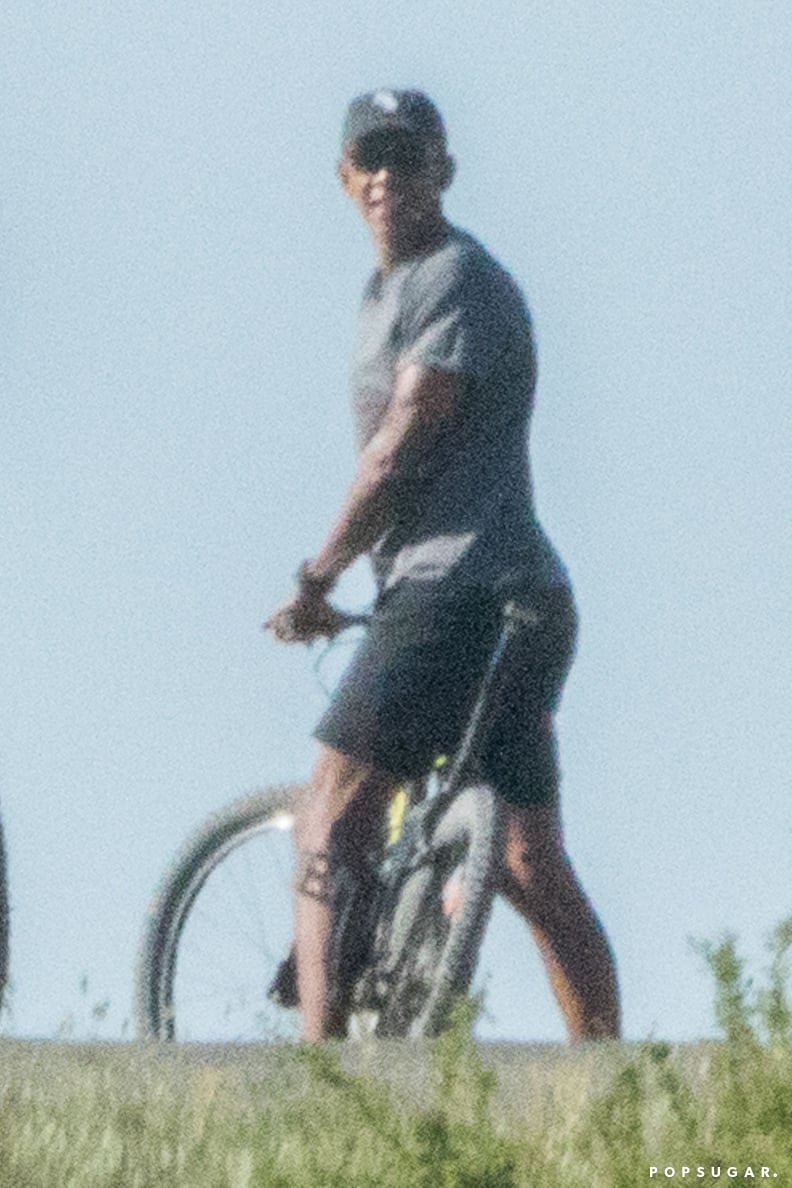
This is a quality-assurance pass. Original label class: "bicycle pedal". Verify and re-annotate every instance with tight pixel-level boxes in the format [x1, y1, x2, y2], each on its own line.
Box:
[267, 950, 300, 1008]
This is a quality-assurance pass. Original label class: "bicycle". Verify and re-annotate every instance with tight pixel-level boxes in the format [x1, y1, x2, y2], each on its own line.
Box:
[135, 593, 538, 1043]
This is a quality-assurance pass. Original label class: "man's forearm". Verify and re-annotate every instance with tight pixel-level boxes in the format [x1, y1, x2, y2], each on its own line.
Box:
[303, 447, 398, 586]
[300, 365, 455, 589]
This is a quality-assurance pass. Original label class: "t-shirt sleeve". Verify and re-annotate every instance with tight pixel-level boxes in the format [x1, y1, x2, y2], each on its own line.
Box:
[398, 254, 507, 380]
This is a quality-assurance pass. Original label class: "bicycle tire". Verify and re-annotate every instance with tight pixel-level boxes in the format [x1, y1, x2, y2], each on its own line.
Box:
[135, 784, 302, 1042]
[373, 783, 501, 1039]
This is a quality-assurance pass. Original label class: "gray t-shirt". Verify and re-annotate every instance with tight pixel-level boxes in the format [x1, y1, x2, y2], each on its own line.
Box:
[351, 225, 570, 593]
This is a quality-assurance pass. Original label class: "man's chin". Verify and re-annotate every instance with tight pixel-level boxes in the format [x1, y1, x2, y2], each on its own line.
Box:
[369, 210, 428, 243]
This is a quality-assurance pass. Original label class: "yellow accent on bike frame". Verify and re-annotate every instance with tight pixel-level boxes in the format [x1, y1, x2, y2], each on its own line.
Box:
[386, 755, 448, 846]
[387, 788, 409, 846]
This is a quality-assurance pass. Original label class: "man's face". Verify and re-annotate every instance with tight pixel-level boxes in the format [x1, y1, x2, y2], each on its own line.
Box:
[338, 130, 452, 249]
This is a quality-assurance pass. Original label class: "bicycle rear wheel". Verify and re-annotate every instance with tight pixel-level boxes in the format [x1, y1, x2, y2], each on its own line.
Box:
[135, 785, 301, 1042]
[373, 783, 501, 1039]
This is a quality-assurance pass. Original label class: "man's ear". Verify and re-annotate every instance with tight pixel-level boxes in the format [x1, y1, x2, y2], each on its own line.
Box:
[337, 157, 353, 194]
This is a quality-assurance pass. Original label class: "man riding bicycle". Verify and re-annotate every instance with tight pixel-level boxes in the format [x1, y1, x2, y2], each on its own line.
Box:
[267, 89, 620, 1042]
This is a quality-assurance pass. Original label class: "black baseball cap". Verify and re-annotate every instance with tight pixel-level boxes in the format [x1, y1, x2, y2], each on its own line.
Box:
[341, 89, 447, 150]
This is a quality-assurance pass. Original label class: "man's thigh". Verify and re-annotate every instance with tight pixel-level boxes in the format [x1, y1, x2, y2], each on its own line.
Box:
[314, 582, 500, 780]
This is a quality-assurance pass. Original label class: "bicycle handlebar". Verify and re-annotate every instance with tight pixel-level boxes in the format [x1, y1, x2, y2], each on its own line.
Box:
[326, 608, 371, 634]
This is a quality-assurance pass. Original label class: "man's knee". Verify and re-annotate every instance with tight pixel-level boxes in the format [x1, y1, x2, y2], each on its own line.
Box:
[295, 744, 394, 865]
[310, 743, 390, 806]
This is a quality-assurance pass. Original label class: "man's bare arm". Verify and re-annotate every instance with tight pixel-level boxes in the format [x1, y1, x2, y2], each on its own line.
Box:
[265, 365, 461, 642]
[304, 363, 460, 586]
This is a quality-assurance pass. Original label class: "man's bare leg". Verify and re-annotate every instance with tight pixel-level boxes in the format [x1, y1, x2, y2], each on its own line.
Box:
[497, 801, 620, 1041]
[293, 743, 394, 1041]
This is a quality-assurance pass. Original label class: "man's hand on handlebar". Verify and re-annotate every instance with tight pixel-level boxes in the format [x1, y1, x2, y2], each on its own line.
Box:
[263, 560, 346, 644]
[264, 589, 347, 644]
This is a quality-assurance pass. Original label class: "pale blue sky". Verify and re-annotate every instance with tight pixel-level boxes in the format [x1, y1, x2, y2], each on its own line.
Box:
[1, 2, 790, 1040]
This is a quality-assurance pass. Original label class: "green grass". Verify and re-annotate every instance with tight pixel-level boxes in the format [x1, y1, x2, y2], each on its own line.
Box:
[2, 923, 792, 1186]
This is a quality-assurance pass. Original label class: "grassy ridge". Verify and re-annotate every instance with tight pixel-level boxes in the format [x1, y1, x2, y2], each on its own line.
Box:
[1, 927, 792, 1186]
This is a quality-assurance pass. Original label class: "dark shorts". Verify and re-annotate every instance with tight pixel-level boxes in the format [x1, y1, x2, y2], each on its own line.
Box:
[314, 580, 578, 808]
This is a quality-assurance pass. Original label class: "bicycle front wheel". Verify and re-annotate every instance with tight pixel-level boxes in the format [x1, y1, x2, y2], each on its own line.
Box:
[374, 783, 501, 1039]
[135, 785, 301, 1042]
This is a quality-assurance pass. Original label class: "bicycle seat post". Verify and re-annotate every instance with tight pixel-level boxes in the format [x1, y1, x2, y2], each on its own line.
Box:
[443, 600, 533, 795]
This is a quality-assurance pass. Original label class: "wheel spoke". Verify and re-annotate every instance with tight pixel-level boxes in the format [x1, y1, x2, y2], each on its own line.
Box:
[136, 789, 301, 1042]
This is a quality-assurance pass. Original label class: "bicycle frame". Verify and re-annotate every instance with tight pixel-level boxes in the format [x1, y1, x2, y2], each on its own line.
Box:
[135, 596, 535, 1040]
[331, 596, 541, 1023]
[386, 598, 541, 843]
[318, 594, 539, 800]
